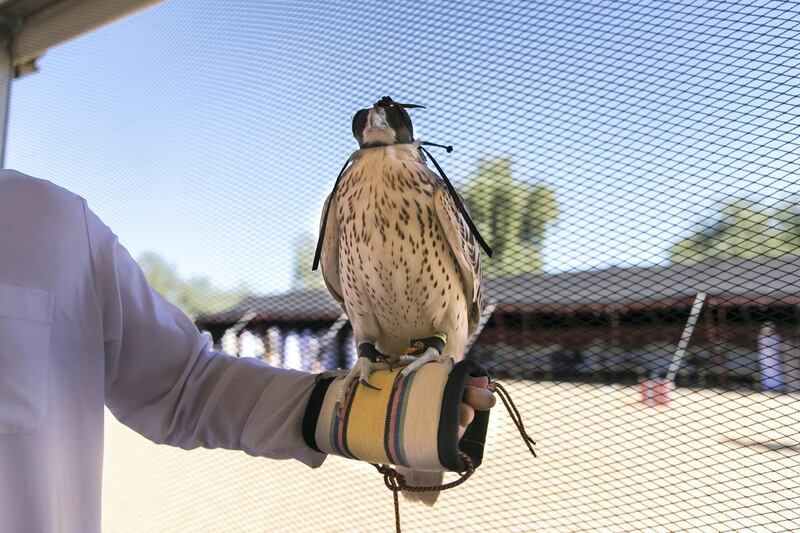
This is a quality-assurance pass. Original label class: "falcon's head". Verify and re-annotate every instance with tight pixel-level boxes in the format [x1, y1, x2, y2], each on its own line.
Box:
[352, 96, 424, 149]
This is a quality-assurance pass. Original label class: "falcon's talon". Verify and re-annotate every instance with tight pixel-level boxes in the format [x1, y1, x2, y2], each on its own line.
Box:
[359, 378, 381, 391]
[334, 355, 389, 412]
[442, 355, 455, 374]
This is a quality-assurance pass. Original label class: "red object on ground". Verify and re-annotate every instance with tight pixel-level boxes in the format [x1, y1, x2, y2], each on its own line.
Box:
[640, 379, 673, 406]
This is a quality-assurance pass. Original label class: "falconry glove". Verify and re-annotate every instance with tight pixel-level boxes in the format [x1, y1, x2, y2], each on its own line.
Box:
[302, 359, 491, 473]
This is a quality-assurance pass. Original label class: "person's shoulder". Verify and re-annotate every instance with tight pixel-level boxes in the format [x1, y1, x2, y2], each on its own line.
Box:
[0, 169, 86, 207]
[0, 169, 90, 233]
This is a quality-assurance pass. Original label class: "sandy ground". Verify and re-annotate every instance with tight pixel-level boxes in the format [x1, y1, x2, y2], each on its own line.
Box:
[101, 381, 800, 532]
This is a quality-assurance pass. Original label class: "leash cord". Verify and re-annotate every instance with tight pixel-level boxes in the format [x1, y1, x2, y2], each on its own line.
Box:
[489, 381, 538, 458]
[373, 451, 475, 533]
[373, 381, 537, 532]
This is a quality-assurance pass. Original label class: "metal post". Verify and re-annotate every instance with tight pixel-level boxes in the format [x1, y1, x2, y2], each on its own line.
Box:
[0, 17, 18, 168]
[464, 302, 496, 356]
[314, 312, 350, 362]
[666, 292, 707, 382]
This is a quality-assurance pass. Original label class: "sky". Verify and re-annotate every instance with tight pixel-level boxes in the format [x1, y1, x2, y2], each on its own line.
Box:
[6, 0, 800, 295]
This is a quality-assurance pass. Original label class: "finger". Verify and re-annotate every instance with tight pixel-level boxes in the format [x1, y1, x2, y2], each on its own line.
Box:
[466, 376, 490, 388]
[458, 403, 474, 440]
[459, 402, 475, 428]
[463, 386, 496, 411]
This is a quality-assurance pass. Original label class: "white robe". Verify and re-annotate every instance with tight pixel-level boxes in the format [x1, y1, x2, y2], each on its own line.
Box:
[0, 170, 325, 532]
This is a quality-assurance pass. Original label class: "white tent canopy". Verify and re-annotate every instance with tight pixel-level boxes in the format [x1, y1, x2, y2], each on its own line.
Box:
[1, 0, 163, 75]
[0, 0, 164, 163]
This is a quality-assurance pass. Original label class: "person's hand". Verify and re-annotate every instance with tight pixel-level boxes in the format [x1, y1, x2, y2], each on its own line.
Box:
[458, 376, 496, 439]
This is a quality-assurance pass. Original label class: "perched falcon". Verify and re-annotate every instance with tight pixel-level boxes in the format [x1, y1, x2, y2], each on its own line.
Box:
[314, 96, 487, 504]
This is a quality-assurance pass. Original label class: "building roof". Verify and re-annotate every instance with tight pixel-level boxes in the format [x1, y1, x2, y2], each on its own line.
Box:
[197, 288, 344, 325]
[196, 255, 800, 326]
[489, 255, 800, 312]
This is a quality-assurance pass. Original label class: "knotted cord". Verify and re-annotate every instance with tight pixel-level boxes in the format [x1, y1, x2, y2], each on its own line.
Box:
[489, 381, 538, 458]
[374, 381, 536, 532]
[373, 451, 475, 533]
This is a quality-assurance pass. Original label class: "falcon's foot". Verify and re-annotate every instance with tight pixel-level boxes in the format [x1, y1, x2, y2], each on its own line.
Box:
[397, 333, 453, 379]
[335, 343, 389, 416]
[399, 347, 454, 378]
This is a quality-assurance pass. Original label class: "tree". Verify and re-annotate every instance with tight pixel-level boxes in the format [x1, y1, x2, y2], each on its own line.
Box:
[460, 157, 559, 276]
[670, 197, 800, 264]
[138, 251, 248, 318]
[291, 232, 327, 290]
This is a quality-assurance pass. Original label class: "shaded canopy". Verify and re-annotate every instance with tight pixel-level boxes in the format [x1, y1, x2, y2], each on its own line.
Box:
[0, 0, 164, 76]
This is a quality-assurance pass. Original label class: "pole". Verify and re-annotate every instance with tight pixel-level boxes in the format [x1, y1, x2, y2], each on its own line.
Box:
[666, 292, 707, 382]
[0, 16, 19, 168]
[464, 302, 496, 356]
[314, 312, 350, 360]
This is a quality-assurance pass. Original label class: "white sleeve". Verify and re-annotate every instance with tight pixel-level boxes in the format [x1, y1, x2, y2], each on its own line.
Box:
[84, 201, 325, 467]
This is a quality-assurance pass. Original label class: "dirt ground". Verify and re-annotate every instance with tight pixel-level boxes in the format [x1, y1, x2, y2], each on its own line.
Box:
[102, 381, 800, 532]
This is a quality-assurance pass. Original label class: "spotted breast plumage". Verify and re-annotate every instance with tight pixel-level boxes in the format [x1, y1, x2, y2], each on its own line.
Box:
[315, 96, 485, 505]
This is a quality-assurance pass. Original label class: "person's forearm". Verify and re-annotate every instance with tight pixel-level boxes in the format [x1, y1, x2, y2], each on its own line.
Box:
[86, 199, 325, 467]
[110, 339, 326, 467]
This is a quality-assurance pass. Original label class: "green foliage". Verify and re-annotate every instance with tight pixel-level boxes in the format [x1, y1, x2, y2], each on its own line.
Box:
[291, 232, 327, 290]
[138, 251, 249, 318]
[670, 197, 800, 264]
[460, 157, 559, 276]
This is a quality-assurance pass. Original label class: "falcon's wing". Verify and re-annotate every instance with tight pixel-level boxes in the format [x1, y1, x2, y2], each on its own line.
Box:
[433, 186, 485, 335]
[318, 193, 345, 309]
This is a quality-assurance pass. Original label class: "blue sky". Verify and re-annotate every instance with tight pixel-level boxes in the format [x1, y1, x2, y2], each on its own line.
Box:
[7, 0, 800, 294]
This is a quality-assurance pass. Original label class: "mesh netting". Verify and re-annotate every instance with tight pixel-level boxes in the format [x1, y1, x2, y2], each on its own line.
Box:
[9, 0, 800, 531]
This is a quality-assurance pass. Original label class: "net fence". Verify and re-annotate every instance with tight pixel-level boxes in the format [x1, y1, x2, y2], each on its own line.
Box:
[8, 0, 800, 531]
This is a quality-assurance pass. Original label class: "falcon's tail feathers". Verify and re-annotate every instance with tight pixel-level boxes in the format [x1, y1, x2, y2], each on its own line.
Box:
[397, 467, 444, 506]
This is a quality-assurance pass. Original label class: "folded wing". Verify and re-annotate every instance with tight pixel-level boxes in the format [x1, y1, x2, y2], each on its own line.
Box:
[432, 186, 484, 335]
[318, 193, 345, 309]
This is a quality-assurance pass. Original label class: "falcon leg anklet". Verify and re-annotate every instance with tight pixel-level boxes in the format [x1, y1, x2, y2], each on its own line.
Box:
[398, 333, 450, 379]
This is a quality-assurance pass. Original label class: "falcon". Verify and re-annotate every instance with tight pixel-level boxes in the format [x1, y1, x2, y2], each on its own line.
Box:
[313, 96, 490, 504]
